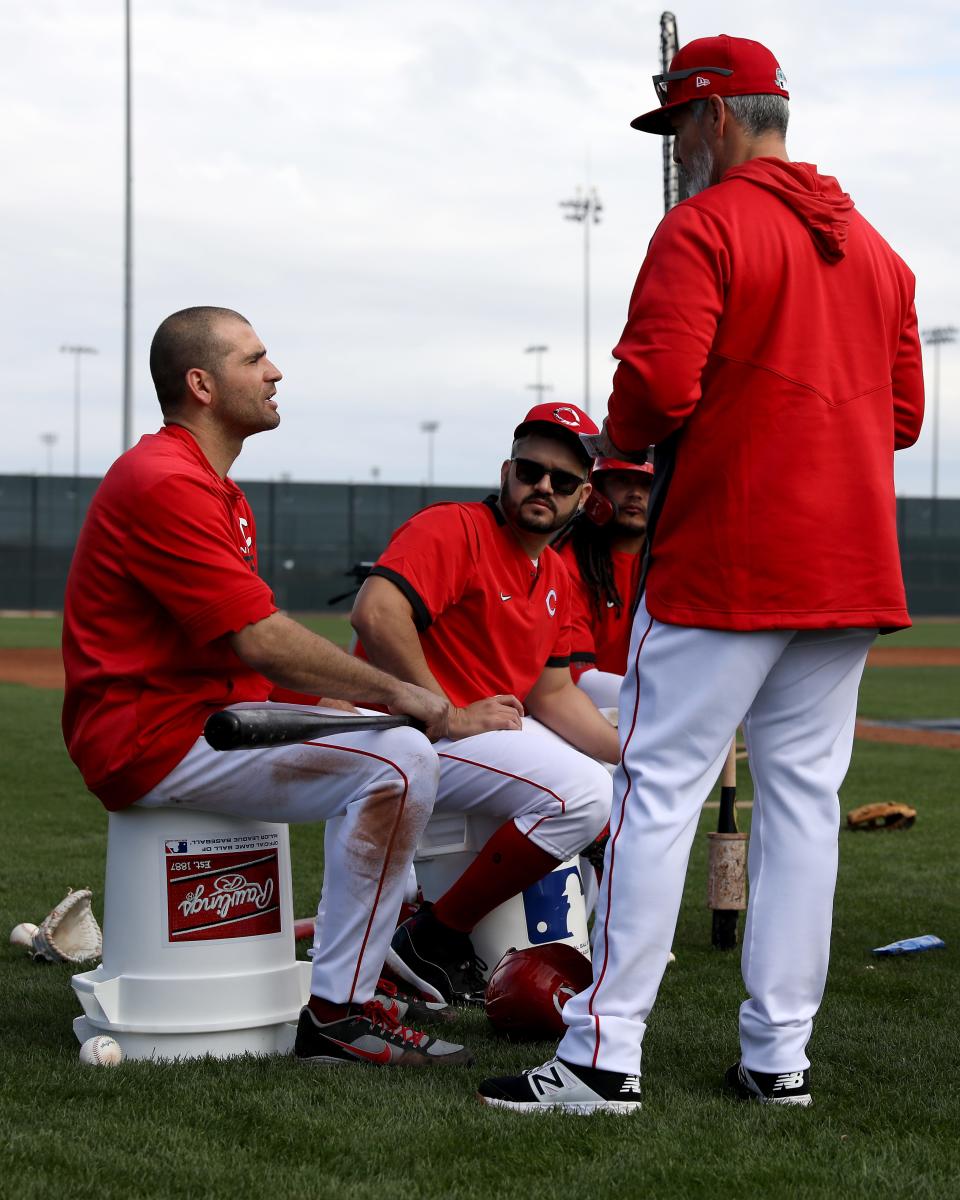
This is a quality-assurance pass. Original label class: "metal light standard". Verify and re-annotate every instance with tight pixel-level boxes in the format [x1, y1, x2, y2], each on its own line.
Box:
[122, 0, 134, 451]
[39, 432, 58, 476]
[524, 344, 552, 402]
[922, 326, 957, 499]
[420, 420, 440, 486]
[60, 344, 98, 478]
[559, 187, 603, 414]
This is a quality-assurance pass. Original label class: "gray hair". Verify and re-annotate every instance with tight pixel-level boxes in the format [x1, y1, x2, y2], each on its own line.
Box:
[689, 94, 789, 137]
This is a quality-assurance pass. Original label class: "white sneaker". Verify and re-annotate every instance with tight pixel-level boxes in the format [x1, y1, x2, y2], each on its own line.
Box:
[477, 1056, 642, 1115]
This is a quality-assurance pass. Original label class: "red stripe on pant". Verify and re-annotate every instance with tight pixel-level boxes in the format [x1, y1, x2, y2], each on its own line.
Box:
[437, 753, 567, 840]
[587, 614, 654, 1068]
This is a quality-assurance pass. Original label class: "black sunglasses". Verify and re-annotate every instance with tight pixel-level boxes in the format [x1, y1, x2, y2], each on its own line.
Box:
[512, 457, 587, 497]
[652, 65, 733, 104]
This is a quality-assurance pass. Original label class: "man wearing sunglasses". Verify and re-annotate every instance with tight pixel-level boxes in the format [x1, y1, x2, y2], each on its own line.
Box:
[480, 35, 923, 1112]
[351, 403, 619, 1004]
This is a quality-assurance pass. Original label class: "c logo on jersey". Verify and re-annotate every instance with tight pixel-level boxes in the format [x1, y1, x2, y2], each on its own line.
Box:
[545, 588, 557, 617]
[552, 406, 581, 428]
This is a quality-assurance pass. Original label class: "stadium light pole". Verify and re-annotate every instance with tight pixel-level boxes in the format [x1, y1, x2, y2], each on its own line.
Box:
[60, 345, 98, 479]
[524, 344, 552, 402]
[559, 187, 602, 414]
[122, 0, 134, 451]
[40, 432, 58, 476]
[921, 326, 957, 499]
[420, 420, 440, 485]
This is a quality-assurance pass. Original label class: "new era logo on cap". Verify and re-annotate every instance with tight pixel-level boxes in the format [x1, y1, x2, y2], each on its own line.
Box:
[695, 75, 711, 87]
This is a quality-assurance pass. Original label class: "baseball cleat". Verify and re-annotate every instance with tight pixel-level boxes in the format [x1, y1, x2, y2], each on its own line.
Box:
[390, 904, 488, 1006]
[294, 1001, 473, 1067]
[374, 976, 456, 1024]
[724, 1062, 812, 1106]
[477, 1056, 643, 1114]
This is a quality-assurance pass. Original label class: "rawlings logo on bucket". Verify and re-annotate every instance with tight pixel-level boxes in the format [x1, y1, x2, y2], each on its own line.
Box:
[165, 834, 282, 941]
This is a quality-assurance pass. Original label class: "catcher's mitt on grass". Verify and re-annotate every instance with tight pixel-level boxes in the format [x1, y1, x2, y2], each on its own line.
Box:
[846, 802, 917, 832]
[31, 888, 103, 964]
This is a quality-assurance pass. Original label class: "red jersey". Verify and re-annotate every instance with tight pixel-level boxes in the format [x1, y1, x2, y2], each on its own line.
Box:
[62, 425, 278, 810]
[607, 159, 923, 631]
[557, 540, 641, 679]
[360, 498, 572, 707]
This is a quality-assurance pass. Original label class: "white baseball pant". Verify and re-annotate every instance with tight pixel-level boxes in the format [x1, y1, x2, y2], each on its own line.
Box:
[432, 716, 612, 861]
[558, 598, 875, 1075]
[135, 704, 438, 1007]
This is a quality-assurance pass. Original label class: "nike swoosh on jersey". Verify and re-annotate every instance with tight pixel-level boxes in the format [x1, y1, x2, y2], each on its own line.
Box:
[500, 593, 512, 601]
[329, 1037, 393, 1064]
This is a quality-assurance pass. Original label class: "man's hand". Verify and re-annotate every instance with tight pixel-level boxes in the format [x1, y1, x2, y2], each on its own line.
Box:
[447, 695, 525, 740]
[388, 682, 452, 743]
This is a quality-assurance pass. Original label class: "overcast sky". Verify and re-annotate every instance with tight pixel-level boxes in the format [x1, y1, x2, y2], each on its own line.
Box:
[3, 0, 958, 495]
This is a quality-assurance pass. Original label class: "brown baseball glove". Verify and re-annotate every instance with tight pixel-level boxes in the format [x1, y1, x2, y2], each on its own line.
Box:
[846, 802, 917, 832]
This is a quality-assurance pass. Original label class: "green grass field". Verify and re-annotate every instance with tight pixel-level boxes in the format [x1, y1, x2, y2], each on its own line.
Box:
[1, 619, 958, 1199]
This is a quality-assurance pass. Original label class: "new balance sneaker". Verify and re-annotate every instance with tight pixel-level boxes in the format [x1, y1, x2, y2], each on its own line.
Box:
[294, 1000, 473, 1067]
[724, 1062, 812, 1107]
[390, 903, 488, 1006]
[374, 976, 456, 1024]
[478, 1057, 643, 1115]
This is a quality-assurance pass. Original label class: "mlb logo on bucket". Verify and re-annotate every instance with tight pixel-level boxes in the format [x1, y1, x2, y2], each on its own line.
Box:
[522, 866, 583, 944]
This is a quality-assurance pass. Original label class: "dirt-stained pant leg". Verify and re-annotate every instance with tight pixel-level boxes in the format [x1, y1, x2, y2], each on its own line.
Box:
[135, 705, 439, 1005]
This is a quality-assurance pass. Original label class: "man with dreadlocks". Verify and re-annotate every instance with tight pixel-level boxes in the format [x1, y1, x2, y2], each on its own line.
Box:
[554, 455, 654, 712]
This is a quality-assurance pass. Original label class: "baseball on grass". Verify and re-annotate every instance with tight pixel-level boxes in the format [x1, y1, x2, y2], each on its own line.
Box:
[9, 922, 38, 948]
[79, 1036, 123, 1067]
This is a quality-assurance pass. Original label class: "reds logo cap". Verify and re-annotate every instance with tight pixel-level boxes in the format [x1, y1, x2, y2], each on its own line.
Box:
[514, 402, 599, 464]
[632, 34, 789, 136]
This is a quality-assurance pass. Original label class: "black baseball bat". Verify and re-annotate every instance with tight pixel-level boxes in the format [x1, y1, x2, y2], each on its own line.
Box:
[203, 708, 419, 751]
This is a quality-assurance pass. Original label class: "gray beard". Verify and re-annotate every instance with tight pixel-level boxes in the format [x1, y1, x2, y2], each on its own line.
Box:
[680, 138, 714, 197]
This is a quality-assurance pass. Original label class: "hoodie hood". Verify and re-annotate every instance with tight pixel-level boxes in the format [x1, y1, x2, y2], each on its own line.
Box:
[721, 159, 855, 263]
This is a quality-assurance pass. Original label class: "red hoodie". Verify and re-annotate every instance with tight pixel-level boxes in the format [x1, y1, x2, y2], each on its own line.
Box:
[607, 158, 924, 631]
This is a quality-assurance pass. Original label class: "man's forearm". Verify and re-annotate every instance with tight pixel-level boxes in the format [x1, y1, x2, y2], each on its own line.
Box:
[528, 684, 621, 764]
[230, 612, 407, 706]
[351, 599, 447, 700]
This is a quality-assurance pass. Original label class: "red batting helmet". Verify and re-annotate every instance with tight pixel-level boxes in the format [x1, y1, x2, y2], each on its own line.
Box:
[591, 456, 654, 477]
[484, 944, 593, 1039]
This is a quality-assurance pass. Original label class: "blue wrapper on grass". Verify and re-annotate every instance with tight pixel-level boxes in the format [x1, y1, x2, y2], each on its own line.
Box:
[872, 934, 946, 956]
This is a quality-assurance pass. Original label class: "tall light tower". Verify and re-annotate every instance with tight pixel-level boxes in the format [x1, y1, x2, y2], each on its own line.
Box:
[40, 432, 58, 476]
[60, 344, 98, 478]
[559, 187, 603, 414]
[922, 326, 957, 499]
[420, 420, 440, 485]
[659, 12, 685, 213]
[122, 0, 134, 451]
[524, 344, 552, 402]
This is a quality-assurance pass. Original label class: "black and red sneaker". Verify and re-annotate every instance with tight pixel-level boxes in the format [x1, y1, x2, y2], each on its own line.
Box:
[374, 977, 456, 1024]
[294, 999, 473, 1067]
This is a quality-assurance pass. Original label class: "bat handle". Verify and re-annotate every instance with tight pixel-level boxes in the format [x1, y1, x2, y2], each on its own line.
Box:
[716, 737, 738, 834]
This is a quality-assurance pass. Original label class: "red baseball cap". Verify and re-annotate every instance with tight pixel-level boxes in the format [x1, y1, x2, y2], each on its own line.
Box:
[514, 403, 599, 464]
[592, 456, 654, 477]
[631, 35, 789, 135]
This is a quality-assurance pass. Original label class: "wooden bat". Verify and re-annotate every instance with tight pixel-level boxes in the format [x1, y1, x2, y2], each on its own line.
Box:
[203, 708, 419, 751]
[708, 736, 748, 950]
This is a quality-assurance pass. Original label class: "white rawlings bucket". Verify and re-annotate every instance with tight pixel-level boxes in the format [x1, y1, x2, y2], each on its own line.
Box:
[71, 807, 310, 1061]
[413, 813, 590, 977]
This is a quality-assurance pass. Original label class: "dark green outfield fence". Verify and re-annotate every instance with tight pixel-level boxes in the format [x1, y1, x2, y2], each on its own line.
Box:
[2, 474, 958, 616]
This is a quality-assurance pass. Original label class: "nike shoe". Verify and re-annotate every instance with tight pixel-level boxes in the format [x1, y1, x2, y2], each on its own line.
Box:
[724, 1061, 812, 1107]
[294, 1000, 473, 1067]
[390, 903, 488, 1006]
[374, 976, 456, 1024]
[477, 1056, 643, 1114]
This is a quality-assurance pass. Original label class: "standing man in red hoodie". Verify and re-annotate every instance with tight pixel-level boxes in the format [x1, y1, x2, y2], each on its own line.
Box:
[479, 35, 924, 1114]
